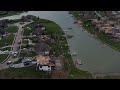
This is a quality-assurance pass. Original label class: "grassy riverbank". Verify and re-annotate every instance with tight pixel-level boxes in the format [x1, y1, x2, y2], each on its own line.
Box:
[70, 11, 120, 51]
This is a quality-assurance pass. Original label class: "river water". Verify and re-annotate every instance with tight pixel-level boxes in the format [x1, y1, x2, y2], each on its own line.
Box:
[1, 11, 120, 74]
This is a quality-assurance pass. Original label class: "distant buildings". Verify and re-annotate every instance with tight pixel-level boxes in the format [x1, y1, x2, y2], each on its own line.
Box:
[81, 11, 120, 39]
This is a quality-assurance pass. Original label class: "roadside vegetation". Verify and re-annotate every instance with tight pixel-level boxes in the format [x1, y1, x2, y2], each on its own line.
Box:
[0, 54, 8, 63]
[0, 47, 11, 51]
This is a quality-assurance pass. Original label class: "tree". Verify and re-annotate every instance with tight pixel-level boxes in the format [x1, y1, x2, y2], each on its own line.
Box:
[21, 16, 25, 22]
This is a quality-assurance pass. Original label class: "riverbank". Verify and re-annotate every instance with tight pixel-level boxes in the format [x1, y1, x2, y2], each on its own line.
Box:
[70, 11, 120, 79]
[0, 11, 26, 18]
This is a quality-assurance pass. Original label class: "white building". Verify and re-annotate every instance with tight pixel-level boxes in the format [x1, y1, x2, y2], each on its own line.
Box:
[38, 65, 51, 71]
[33, 55, 55, 71]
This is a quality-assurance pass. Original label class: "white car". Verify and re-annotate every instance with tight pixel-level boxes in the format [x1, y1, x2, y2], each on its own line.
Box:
[14, 52, 17, 54]
[26, 59, 32, 62]
[9, 65, 15, 68]
[7, 61, 12, 65]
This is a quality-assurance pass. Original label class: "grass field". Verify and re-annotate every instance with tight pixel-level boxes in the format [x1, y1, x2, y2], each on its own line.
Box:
[0, 34, 14, 47]
[4, 26, 18, 33]
[0, 66, 50, 79]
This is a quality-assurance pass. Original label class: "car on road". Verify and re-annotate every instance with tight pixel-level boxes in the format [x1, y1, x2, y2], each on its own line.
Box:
[13, 52, 18, 58]
[18, 40, 21, 44]
[13, 54, 17, 58]
[9, 65, 15, 68]
[14, 52, 17, 54]
[7, 61, 12, 65]
[24, 62, 29, 65]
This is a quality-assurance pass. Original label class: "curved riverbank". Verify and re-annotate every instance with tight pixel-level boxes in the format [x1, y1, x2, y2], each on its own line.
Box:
[0, 17, 93, 79]
[70, 11, 120, 78]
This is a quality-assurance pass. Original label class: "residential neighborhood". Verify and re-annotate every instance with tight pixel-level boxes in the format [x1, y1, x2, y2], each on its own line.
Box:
[77, 11, 120, 41]
[2, 11, 120, 79]
[0, 14, 67, 79]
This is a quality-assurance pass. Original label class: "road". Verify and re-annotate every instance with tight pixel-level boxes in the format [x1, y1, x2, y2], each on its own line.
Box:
[0, 21, 32, 70]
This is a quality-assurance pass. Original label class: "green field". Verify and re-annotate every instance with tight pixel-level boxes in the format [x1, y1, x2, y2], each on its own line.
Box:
[20, 51, 37, 57]
[4, 26, 18, 33]
[0, 66, 50, 79]
[0, 34, 14, 47]
[13, 59, 22, 64]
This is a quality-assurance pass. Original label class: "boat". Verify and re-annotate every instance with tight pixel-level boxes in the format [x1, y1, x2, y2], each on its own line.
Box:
[64, 30, 68, 32]
[66, 35, 74, 38]
[75, 60, 82, 65]
[71, 52, 76, 56]
[74, 21, 78, 24]
[68, 27, 72, 29]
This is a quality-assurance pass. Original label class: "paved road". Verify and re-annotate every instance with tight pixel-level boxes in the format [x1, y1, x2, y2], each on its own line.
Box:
[0, 21, 32, 70]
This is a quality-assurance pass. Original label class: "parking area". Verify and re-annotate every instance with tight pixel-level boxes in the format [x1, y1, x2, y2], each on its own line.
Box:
[10, 63, 24, 68]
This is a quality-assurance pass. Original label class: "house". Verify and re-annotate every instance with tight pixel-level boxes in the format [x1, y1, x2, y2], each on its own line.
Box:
[113, 33, 120, 38]
[0, 19, 9, 29]
[0, 31, 5, 36]
[22, 15, 36, 22]
[35, 24, 45, 30]
[34, 42, 50, 55]
[101, 26, 114, 34]
[32, 27, 45, 36]
[22, 57, 33, 63]
[40, 35, 51, 44]
[33, 55, 55, 71]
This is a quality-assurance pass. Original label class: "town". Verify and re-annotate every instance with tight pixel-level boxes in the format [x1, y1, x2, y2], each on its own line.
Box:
[1, 11, 120, 79]
[0, 14, 92, 79]
[0, 15, 64, 78]
[71, 11, 120, 51]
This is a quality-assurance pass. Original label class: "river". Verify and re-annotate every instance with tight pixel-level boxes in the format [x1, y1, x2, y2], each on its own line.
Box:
[1, 11, 120, 74]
